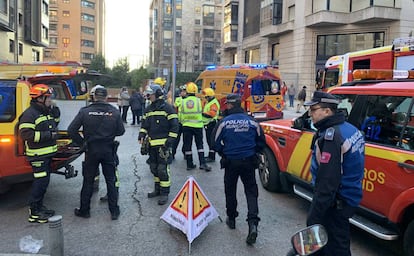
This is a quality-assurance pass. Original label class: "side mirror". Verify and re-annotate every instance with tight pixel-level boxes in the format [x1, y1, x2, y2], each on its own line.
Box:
[293, 117, 304, 129]
[291, 224, 328, 256]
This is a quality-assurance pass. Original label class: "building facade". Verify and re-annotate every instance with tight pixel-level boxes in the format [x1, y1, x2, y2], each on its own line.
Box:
[222, 0, 414, 88]
[44, 0, 105, 66]
[149, 0, 223, 75]
[0, 0, 49, 63]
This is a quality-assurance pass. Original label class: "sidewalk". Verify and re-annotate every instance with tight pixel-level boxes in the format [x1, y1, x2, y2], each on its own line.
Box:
[282, 99, 307, 119]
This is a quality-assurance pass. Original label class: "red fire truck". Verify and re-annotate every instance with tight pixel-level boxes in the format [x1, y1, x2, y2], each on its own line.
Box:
[318, 37, 414, 91]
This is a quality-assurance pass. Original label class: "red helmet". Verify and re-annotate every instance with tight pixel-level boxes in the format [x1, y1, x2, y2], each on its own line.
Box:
[30, 84, 53, 99]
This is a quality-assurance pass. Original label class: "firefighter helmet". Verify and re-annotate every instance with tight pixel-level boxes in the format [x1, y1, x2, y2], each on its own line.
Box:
[185, 82, 198, 94]
[145, 84, 164, 98]
[202, 88, 215, 97]
[154, 77, 166, 86]
[30, 84, 53, 99]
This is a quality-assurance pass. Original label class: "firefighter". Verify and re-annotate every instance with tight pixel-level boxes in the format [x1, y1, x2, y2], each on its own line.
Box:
[202, 88, 220, 162]
[19, 84, 60, 223]
[153, 77, 166, 87]
[172, 84, 187, 159]
[68, 85, 125, 220]
[181, 82, 212, 171]
[138, 84, 179, 205]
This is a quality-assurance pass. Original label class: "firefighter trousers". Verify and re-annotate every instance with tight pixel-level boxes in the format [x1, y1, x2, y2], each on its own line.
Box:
[148, 146, 171, 195]
[29, 157, 52, 209]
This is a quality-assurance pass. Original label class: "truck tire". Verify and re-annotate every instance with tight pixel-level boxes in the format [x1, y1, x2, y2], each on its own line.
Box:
[404, 220, 414, 256]
[258, 147, 282, 192]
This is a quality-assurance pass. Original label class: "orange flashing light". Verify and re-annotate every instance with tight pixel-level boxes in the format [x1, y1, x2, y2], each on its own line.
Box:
[353, 69, 414, 80]
[0, 137, 12, 143]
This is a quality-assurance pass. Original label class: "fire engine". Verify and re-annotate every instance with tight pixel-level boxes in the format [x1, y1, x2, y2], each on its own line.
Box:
[0, 63, 95, 193]
[195, 63, 284, 120]
[259, 69, 414, 255]
[317, 37, 414, 91]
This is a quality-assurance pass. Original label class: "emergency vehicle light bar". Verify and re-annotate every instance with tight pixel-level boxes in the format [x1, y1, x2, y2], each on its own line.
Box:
[353, 69, 414, 80]
[393, 37, 414, 48]
[205, 63, 270, 71]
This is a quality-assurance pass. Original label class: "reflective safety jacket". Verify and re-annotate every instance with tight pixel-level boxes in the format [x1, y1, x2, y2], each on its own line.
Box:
[174, 96, 184, 123]
[181, 95, 203, 128]
[202, 97, 220, 125]
[139, 99, 179, 147]
[19, 101, 59, 159]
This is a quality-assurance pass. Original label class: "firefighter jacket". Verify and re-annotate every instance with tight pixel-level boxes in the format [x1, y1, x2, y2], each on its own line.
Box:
[138, 98, 179, 147]
[307, 111, 365, 225]
[174, 96, 183, 123]
[212, 107, 265, 159]
[202, 97, 220, 125]
[180, 95, 203, 128]
[68, 101, 125, 146]
[19, 101, 60, 159]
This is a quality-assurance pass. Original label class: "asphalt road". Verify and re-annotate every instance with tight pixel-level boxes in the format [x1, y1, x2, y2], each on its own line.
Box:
[0, 103, 404, 256]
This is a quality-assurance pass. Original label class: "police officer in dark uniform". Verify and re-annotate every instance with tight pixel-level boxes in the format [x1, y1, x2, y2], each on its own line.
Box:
[212, 94, 265, 245]
[138, 84, 179, 205]
[305, 91, 365, 256]
[19, 84, 60, 223]
[68, 85, 125, 220]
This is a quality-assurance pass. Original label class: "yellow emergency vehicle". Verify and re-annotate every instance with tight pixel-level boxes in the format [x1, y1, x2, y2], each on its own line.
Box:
[195, 64, 284, 120]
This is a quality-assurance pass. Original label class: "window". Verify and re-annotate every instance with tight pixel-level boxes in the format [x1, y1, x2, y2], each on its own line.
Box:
[0, 0, 7, 14]
[81, 26, 95, 35]
[62, 37, 70, 46]
[81, 52, 94, 60]
[32, 49, 40, 62]
[0, 81, 17, 123]
[202, 5, 214, 26]
[63, 0, 70, 3]
[18, 43, 23, 56]
[63, 51, 70, 57]
[50, 24, 57, 31]
[81, 39, 95, 47]
[81, 0, 95, 8]
[49, 37, 58, 45]
[195, 7, 201, 14]
[18, 13, 23, 25]
[195, 19, 200, 25]
[81, 13, 95, 22]
[203, 29, 214, 38]
[42, 25, 49, 40]
[63, 10, 70, 17]
[202, 41, 215, 62]
[42, 1, 48, 15]
[9, 39, 14, 53]
[62, 24, 70, 30]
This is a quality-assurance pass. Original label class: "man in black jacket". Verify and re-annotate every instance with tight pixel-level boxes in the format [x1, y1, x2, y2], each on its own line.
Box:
[68, 85, 125, 220]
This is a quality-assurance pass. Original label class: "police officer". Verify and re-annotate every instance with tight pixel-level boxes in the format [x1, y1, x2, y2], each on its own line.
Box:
[138, 84, 179, 205]
[201, 88, 220, 162]
[212, 94, 265, 245]
[19, 84, 60, 223]
[304, 91, 365, 256]
[68, 85, 125, 220]
[181, 82, 211, 171]
[172, 84, 187, 159]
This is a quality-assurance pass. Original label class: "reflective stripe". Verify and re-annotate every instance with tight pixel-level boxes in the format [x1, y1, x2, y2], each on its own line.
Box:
[147, 111, 168, 117]
[150, 138, 167, 146]
[154, 177, 160, 182]
[140, 128, 147, 134]
[115, 168, 120, 188]
[34, 171, 47, 178]
[31, 161, 43, 167]
[19, 123, 36, 130]
[34, 131, 41, 142]
[167, 113, 178, 120]
[34, 115, 50, 125]
[168, 132, 178, 138]
[160, 166, 171, 187]
[54, 117, 60, 123]
[25, 144, 58, 156]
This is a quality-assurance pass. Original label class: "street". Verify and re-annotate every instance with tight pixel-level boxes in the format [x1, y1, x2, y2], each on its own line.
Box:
[0, 104, 403, 256]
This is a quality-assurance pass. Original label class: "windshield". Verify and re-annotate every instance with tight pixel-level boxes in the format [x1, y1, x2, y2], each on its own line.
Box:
[251, 79, 280, 95]
[0, 80, 17, 123]
[323, 69, 339, 89]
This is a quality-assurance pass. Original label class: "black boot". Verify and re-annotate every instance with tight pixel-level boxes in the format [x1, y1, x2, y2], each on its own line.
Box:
[186, 155, 196, 170]
[198, 152, 212, 171]
[39, 205, 55, 217]
[246, 223, 258, 245]
[147, 183, 161, 198]
[225, 217, 236, 229]
[28, 206, 50, 223]
[205, 152, 215, 162]
[158, 187, 169, 205]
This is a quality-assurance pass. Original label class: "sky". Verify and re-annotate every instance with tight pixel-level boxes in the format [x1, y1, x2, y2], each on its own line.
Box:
[105, 0, 151, 68]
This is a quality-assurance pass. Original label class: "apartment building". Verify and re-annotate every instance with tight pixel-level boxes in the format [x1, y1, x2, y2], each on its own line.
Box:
[44, 0, 105, 66]
[0, 0, 49, 62]
[149, 0, 223, 74]
[222, 0, 414, 88]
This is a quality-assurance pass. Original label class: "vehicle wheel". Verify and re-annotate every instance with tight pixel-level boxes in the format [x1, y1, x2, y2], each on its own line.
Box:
[258, 147, 282, 192]
[404, 220, 414, 256]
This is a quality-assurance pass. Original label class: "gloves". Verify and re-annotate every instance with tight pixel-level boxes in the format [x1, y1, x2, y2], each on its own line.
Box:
[49, 106, 61, 118]
[165, 137, 175, 147]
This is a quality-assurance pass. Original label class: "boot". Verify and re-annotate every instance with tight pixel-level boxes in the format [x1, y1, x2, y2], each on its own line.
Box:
[246, 223, 258, 245]
[199, 163, 212, 172]
[198, 152, 212, 171]
[147, 183, 161, 198]
[158, 187, 169, 205]
[39, 205, 55, 217]
[225, 217, 236, 229]
[28, 207, 50, 223]
[74, 208, 91, 218]
[186, 155, 196, 171]
[205, 151, 215, 163]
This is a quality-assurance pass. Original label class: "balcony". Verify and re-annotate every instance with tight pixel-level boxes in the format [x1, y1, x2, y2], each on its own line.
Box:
[260, 20, 294, 38]
[350, 6, 400, 24]
[305, 11, 349, 27]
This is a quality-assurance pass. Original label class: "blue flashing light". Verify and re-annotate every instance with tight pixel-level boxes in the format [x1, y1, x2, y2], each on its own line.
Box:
[206, 65, 216, 70]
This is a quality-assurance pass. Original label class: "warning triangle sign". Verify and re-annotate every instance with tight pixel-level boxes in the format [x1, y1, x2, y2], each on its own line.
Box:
[161, 176, 219, 244]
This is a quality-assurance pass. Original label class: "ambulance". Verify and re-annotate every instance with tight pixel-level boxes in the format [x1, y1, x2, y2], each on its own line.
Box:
[258, 69, 414, 255]
[0, 67, 91, 193]
[195, 64, 284, 120]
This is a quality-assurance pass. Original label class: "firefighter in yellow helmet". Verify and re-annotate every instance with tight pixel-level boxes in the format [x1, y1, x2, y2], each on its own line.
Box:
[19, 84, 60, 223]
[154, 77, 167, 87]
[180, 82, 211, 171]
[202, 88, 220, 162]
